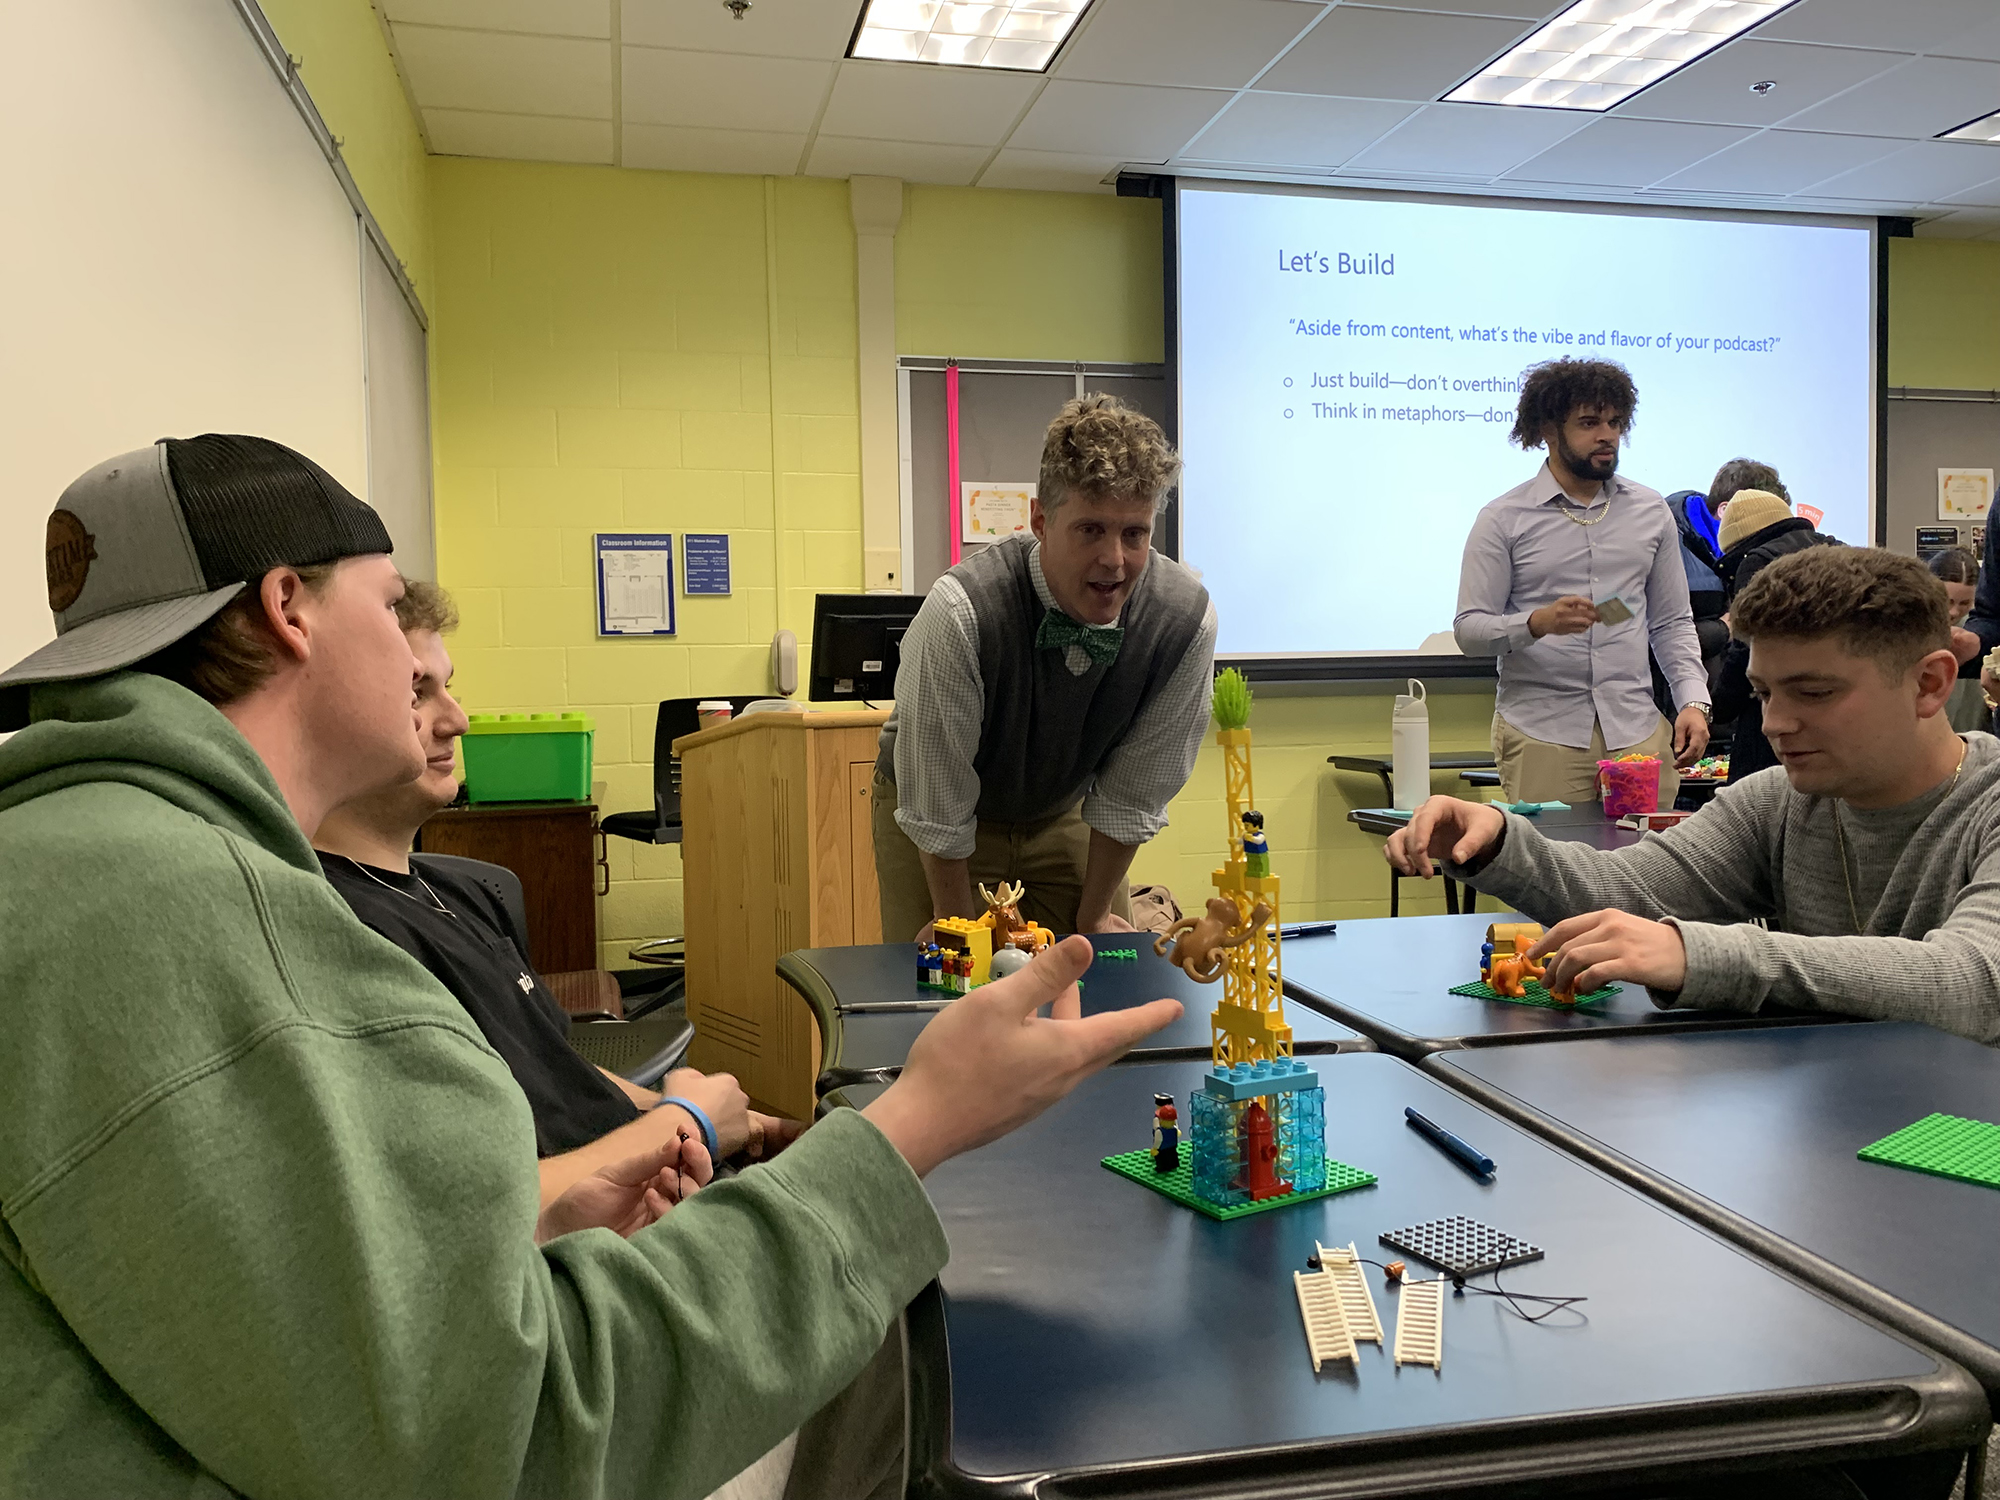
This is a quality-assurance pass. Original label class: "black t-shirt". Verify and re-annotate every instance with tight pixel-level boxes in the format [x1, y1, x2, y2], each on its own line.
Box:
[321, 853, 640, 1156]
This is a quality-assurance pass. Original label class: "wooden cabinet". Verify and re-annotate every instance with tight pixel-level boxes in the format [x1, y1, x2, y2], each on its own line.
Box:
[675, 710, 888, 1117]
[416, 801, 601, 972]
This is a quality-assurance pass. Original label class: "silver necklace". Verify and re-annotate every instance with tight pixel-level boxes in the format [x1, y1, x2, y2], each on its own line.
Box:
[1830, 741, 1966, 935]
[331, 852, 456, 920]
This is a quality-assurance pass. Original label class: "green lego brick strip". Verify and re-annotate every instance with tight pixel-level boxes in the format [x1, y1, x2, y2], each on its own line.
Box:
[1098, 949, 1139, 960]
[1859, 1112, 2000, 1189]
[1448, 979, 1620, 1008]
[1100, 1149, 1376, 1221]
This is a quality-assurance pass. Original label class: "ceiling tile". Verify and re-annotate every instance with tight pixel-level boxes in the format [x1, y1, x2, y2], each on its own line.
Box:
[379, 0, 608, 38]
[1751, 0, 1994, 53]
[391, 25, 610, 116]
[1800, 139, 2000, 204]
[1505, 118, 1750, 185]
[1781, 57, 2000, 139]
[1258, 8, 1533, 100]
[817, 60, 1038, 147]
[424, 108, 613, 162]
[806, 136, 989, 184]
[1007, 80, 1230, 159]
[1657, 128, 1905, 194]
[621, 0, 859, 59]
[1181, 93, 1416, 166]
[978, 147, 1123, 192]
[1340, 0, 1554, 16]
[1345, 101, 1588, 177]
[1053, 0, 1322, 90]
[1611, 39, 1903, 127]
[621, 47, 834, 132]
[621, 123, 807, 173]
[1933, 14, 2000, 63]
[1938, 169, 2000, 209]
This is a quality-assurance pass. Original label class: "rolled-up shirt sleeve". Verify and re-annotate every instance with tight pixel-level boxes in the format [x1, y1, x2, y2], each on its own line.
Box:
[1454, 508, 1536, 655]
[890, 579, 987, 859]
[1083, 600, 1218, 846]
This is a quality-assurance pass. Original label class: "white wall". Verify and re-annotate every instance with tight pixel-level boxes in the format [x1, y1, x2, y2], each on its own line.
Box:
[0, 0, 371, 670]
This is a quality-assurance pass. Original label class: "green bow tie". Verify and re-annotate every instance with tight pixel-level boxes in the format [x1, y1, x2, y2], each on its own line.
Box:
[1037, 608, 1124, 667]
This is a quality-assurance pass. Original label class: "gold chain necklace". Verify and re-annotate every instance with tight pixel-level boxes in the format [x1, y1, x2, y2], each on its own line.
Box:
[1830, 740, 1966, 935]
[1555, 492, 1610, 526]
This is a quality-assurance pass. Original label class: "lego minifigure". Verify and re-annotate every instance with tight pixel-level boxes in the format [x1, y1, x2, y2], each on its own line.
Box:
[1151, 1093, 1180, 1173]
[1240, 810, 1270, 878]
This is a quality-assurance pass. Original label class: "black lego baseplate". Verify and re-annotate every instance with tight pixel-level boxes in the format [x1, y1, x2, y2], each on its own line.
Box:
[1380, 1215, 1545, 1277]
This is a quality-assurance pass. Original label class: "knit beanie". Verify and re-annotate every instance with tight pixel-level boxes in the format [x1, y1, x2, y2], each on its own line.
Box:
[1719, 489, 1798, 553]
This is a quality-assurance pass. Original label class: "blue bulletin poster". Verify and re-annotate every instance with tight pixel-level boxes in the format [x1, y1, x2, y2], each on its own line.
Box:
[683, 533, 731, 595]
[595, 533, 675, 637]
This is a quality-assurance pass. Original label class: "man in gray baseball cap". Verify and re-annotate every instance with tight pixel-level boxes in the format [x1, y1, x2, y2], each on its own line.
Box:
[0, 435, 1178, 1498]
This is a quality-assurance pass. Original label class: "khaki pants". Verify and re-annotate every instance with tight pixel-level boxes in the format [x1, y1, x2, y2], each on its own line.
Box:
[871, 772, 1132, 944]
[1492, 712, 1681, 808]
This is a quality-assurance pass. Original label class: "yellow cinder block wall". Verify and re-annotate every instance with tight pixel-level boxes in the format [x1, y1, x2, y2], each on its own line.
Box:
[430, 161, 865, 964]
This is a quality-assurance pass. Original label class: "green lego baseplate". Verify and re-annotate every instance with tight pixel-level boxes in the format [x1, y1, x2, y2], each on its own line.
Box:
[1101, 1149, 1376, 1221]
[1858, 1112, 2000, 1189]
[1448, 979, 1620, 1008]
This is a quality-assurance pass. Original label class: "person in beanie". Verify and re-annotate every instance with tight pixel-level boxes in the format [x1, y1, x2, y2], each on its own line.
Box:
[1710, 489, 1842, 783]
[0, 436, 1179, 1499]
[873, 394, 1217, 942]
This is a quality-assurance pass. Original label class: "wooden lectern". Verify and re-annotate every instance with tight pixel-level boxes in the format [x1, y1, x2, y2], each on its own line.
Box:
[674, 708, 889, 1118]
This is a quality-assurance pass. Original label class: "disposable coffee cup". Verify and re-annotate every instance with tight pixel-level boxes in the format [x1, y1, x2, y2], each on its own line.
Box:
[696, 700, 734, 729]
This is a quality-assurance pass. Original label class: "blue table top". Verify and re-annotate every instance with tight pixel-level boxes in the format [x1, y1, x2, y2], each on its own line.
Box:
[1432, 1024, 2000, 1392]
[786, 933, 1369, 1092]
[909, 1051, 1978, 1495]
[1282, 913, 1857, 1059]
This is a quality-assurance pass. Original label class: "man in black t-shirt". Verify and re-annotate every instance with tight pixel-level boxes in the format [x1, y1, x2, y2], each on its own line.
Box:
[315, 581, 795, 1206]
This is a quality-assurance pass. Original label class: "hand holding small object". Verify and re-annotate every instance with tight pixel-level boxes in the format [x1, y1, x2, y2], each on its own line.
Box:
[1528, 910, 1686, 996]
[1383, 796, 1505, 879]
[1528, 596, 1599, 638]
[535, 1135, 705, 1244]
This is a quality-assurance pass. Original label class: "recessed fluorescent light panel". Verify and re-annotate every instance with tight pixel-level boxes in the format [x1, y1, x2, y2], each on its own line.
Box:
[848, 0, 1092, 70]
[1446, 0, 1801, 113]
[1942, 110, 2000, 144]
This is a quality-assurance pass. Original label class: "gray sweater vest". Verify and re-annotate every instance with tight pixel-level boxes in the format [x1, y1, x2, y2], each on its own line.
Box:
[878, 535, 1210, 827]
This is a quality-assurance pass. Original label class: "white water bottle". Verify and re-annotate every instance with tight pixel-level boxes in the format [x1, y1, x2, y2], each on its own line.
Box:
[1392, 678, 1430, 810]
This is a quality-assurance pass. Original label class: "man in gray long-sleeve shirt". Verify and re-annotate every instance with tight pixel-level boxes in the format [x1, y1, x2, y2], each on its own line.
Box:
[1455, 359, 1710, 805]
[1391, 546, 2000, 1045]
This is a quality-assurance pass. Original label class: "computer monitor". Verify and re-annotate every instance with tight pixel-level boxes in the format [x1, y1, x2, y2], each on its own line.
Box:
[810, 593, 923, 701]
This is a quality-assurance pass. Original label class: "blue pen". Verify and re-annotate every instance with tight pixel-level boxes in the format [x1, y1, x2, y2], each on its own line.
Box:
[1405, 1107, 1496, 1178]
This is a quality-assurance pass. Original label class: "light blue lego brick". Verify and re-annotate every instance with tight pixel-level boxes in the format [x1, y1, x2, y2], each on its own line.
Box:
[1201, 1058, 1322, 1101]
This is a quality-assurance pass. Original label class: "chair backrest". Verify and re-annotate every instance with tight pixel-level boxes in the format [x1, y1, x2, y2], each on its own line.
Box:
[649, 696, 763, 824]
[411, 853, 531, 959]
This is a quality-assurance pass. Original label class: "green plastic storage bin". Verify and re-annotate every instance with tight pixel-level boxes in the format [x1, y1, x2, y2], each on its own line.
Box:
[461, 712, 594, 804]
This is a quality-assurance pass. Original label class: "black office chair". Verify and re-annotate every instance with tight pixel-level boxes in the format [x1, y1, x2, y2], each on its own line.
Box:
[411, 853, 693, 1085]
[601, 695, 762, 846]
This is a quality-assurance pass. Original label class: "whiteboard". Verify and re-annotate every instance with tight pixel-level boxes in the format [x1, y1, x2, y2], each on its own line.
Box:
[0, 0, 428, 672]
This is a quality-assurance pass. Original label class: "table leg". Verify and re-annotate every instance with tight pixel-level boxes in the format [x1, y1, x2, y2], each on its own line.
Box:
[1375, 771, 1393, 807]
[1444, 876, 1459, 916]
[1388, 867, 1399, 918]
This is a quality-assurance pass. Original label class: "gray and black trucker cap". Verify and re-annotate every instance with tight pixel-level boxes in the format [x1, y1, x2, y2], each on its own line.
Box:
[0, 435, 394, 729]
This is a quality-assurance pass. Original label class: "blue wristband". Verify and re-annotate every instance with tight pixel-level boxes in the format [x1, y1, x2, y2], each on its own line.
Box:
[658, 1096, 719, 1158]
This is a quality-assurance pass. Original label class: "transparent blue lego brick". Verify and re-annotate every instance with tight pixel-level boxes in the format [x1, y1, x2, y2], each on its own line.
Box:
[1189, 1089, 1248, 1207]
[1277, 1087, 1327, 1193]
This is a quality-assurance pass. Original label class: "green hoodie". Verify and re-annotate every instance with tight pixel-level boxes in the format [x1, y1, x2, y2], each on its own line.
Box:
[0, 673, 949, 1499]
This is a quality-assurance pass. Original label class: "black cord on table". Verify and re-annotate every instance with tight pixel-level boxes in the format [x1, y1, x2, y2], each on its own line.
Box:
[1342, 1255, 1587, 1325]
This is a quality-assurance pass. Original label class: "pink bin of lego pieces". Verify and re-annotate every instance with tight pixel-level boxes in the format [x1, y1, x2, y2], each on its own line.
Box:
[1596, 756, 1661, 817]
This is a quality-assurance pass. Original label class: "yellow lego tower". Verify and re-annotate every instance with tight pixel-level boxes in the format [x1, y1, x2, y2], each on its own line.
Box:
[1208, 724, 1291, 1072]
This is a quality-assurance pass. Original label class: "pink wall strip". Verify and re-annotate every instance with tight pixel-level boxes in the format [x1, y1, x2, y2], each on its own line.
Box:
[946, 361, 961, 566]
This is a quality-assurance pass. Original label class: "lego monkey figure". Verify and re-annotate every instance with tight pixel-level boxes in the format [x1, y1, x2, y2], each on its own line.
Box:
[1154, 895, 1273, 983]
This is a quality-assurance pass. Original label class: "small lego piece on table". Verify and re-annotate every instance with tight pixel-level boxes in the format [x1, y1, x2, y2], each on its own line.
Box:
[1393, 1278, 1444, 1371]
[1384, 1260, 1406, 1283]
[1098, 947, 1138, 960]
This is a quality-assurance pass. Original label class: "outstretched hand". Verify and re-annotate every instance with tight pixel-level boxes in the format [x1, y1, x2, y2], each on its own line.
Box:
[1527, 910, 1687, 997]
[1382, 796, 1507, 880]
[863, 934, 1182, 1179]
[535, 1134, 710, 1245]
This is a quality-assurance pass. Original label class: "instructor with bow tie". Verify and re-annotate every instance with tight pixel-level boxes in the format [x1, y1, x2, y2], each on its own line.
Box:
[873, 394, 1218, 942]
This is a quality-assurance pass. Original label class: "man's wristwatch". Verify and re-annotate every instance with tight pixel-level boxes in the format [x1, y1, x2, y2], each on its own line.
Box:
[1689, 703, 1712, 723]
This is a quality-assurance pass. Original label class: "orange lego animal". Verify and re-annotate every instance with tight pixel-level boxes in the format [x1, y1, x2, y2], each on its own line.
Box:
[1154, 895, 1273, 983]
[977, 881, 1053, 953]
